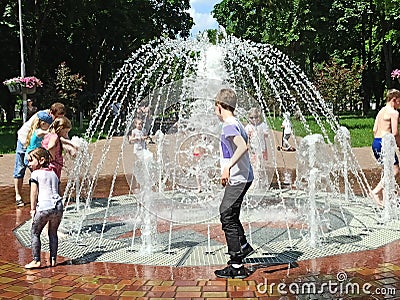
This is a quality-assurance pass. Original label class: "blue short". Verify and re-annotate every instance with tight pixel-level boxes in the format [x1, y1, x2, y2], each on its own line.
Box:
[372, 138, 399, 165]
[13, 140, 27, 178]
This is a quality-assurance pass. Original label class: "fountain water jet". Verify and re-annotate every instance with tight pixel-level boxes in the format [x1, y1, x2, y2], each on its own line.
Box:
[14, 32, 400, 267]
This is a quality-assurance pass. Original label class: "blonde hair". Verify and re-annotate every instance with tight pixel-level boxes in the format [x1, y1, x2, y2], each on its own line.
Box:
[25, 118, 42, 147]
[49, 116, 72, 135]
[248, 107, 261, 117]
[386, 89, 400, 102]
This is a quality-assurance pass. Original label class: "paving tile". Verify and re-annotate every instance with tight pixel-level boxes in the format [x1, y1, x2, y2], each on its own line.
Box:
[98, 283, 125, 290]
[151, 285, 176, 292]
[3, 285, 29, 292]
[67, 293, 95, 300]
[176, 286, 201, 291]
[161, 291, 176, 297]
[175, 291, 202, 297]
[49, 285, 75, 292]
[119, 290, 147, 297]
[207, 280, 227, 286]
[45, 291, 73, 298]
[228, 290, 256, 297]
[0, 290, 21, 298]
[201, 291, 229, 297]
[202, 285, 227, 292]
[18, 295, 44, 300]
[0, 277, 16, 284]
[91, 289, 115, 296]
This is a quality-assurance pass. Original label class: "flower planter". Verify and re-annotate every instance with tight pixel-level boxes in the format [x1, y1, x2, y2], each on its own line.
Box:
[7, 84, 22, 95]
[3, 76, 42, 95]
[21, 86, 36, 95]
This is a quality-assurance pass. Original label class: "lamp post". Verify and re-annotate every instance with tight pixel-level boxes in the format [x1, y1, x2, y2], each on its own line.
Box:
[18, 0, 27, 123]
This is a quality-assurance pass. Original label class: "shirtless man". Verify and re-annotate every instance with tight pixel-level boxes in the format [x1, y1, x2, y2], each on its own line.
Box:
[371, 89, 400, 206]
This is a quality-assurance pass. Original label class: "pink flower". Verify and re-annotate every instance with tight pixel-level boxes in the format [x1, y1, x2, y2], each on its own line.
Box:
[3, 76, 43, 88]
[391, 69, 400, 79]
[18, 76, 43, 88]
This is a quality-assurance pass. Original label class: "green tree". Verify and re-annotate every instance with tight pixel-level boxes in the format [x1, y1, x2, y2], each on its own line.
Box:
[55, 62, 86, 116]
[212, 0, 400, 113]
[314, 58, 364, 114]
[0, 0, 193, 120]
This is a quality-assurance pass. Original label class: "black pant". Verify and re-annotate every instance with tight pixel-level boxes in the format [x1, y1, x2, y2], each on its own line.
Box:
[219, 181, 252, 264]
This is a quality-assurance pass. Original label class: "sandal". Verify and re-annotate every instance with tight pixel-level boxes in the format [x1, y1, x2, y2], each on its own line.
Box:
[16, 198, 25, 207]
[24, 260, 41, 269]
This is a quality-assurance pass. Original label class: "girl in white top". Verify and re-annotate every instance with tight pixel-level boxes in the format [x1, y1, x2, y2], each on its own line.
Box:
[129, 118, 147, 153]
[245, 108, 269, 160]
[280, 112, 295, 151]
[24, 147, 63, 269]
[245, 108, 269, 188]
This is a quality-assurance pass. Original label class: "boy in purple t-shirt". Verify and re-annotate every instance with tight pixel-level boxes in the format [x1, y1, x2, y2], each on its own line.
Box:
[214, 88, 254, 279]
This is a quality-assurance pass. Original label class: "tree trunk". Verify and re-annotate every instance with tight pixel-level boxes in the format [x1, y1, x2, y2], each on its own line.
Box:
[383, 41, 393, 88]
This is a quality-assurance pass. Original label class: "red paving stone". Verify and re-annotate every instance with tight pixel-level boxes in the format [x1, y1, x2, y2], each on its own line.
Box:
[1, 138, 400, 298]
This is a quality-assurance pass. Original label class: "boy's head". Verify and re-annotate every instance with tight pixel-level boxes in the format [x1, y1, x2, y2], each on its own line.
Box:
[50, 102, 65, 119]
[386, 89, 400, 103]
[215, 88, 237, 112]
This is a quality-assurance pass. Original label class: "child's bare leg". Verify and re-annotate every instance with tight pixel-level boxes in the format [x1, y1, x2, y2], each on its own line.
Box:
[370, 180, 384, 206]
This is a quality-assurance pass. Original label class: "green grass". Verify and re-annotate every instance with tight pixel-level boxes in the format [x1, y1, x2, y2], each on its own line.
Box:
[337, 116, 374, 147]
[267, 115, 374, 148]
[0, 116, 376, 154]
[0, 123, 19, 154]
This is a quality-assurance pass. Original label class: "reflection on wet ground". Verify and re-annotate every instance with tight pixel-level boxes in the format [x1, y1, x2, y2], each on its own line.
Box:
[2, 173, 400, 298]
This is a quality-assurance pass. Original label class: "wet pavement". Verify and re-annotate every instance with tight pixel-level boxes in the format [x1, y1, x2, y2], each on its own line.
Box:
[0, 137, 399, 299]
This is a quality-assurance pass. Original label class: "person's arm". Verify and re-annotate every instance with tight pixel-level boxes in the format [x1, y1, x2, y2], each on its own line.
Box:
[262, 135, 269, 160]
[35, 128, 48, 138]
[221, 135, 249, 186]
[373, 112, 379, 136]
[390, 110, 400, 147]
[30, 180, 38, 218]
[46, 135, 59, 159]
[60, 136, 76, 148]
[60, 137, 78, 156]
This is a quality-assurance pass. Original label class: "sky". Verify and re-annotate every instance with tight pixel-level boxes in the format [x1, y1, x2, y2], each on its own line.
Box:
[188, 0, 220, 37]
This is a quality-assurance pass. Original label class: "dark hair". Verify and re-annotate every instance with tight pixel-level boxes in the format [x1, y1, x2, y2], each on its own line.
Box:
[50, 102, 65, 116]
[28, 147, 51, 167]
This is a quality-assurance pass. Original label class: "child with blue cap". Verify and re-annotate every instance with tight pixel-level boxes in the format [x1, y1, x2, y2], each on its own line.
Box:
[24, 111, 53, 168]
[13, 103, 65, 207]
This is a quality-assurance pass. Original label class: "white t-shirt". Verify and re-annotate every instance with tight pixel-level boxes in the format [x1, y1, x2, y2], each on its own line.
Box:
[282, 118, 292, 135]
[131, 128, 146, 153]
[245, 122, 269, 152]
[220, 116, 254, 185]
[17, 112, 38, 144]
[30, 169, 62, 211]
